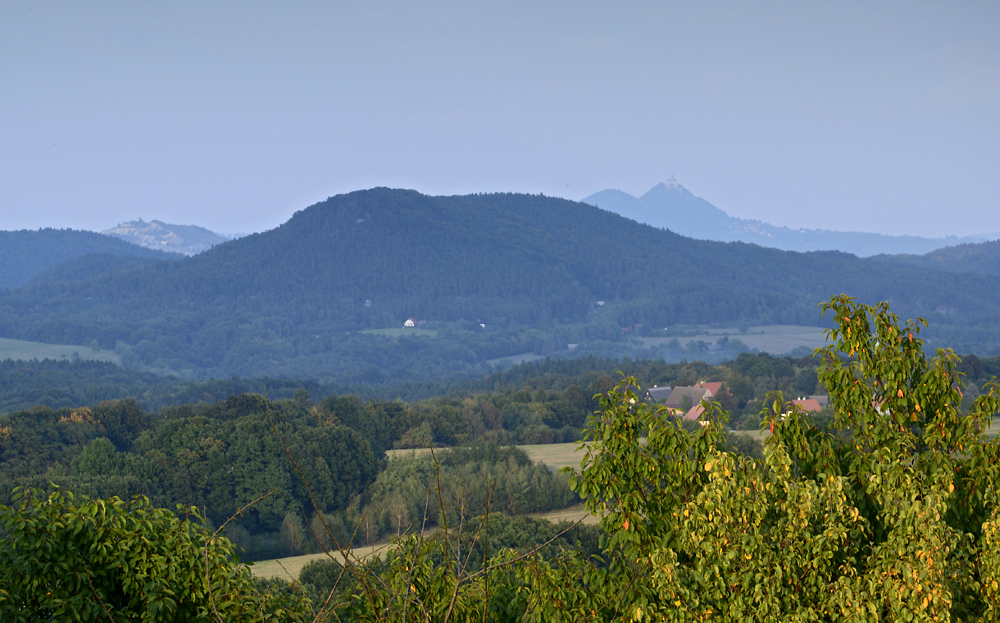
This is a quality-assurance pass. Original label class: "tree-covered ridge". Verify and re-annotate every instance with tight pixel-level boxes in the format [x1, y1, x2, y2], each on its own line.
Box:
[872, 238, 1000, 276]
[0, 228, 178, 291]
[2, 189, 1000, 379]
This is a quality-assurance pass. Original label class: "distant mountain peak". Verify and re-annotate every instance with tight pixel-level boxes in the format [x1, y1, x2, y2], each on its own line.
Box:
[642, 177, 695, 201]
[582, 182, 994, 256]
[102, 219, 230, 256]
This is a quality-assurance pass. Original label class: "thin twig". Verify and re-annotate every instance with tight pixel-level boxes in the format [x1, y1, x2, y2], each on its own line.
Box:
[401, 488, 433, 623]
[204, 490, 275, 623]
[263, 394, 388, 617]
[75, 554, 116, 623]
[464, 515, 586, 582]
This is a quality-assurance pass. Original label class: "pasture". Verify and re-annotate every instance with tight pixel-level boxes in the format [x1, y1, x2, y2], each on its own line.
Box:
[250, 541, 394, 581]
[0, 337, 121, 364]
[361, 327, 439, 338]
[642, 324, 828, 355]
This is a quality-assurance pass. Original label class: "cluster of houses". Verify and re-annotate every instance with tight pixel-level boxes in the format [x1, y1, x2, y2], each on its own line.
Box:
[644, 381, 724, 423]
[644, 382, 829, 424]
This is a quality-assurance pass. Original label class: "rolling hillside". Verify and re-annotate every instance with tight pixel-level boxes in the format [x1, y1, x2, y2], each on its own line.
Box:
[1, 188, 999, 379]
[872, 240, 1000, 276]
[0, 229, 179, 290]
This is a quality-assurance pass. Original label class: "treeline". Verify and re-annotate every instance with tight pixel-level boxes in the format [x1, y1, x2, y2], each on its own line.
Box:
[0, 388, 586, 560]
[13, 347, 997, 428]
[0, 358, 329, 415]
[286, 446, 577, 560]
[0, 351, 806, 415]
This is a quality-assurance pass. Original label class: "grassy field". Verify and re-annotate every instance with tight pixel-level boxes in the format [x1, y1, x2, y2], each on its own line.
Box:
[250, 541, 394, 581]
[518, 442, 587, 471]
[385, 442, 586, 472]
[642, 324, 828, 355]
[0, 337, 121, 364]
[529, 503, 597, 525]
[361, 327, 438, 338]
[485, 352, 547, 367]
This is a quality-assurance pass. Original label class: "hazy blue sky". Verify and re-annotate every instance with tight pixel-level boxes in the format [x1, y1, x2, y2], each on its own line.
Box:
[2, 2, 997, 237]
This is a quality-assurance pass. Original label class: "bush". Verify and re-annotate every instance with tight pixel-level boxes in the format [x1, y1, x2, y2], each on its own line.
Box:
[0, 488, 311, 621]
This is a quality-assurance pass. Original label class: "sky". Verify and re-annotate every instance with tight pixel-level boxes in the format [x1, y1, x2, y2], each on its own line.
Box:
[1, 2, 998, 238]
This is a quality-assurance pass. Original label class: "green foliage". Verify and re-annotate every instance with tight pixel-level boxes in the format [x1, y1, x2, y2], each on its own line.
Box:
[514, 295, 1000, 621]
[342, 444, 577, 546]
[0, 394, 381, 552]
[0, 488, 310, 622]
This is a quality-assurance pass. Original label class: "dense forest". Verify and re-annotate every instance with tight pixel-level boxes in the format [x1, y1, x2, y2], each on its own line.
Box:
[0, 228, 177, 290]
[3, 190, 1000, 381]
[0, 391, 576, 561]
[873, 239, 1000, 276]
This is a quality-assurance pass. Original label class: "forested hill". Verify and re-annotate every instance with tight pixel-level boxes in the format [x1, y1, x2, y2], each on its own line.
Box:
[871, 239, 1000, 276]
[0, 228, 179, 290]
[1, 188, 1000, 379]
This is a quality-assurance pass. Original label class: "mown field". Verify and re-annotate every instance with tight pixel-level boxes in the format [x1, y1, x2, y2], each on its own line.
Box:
[0, 337, 120, 363]
[641, 324, 828, 355]
[250, 542, 394, 582]
[360, 327, 439, 338]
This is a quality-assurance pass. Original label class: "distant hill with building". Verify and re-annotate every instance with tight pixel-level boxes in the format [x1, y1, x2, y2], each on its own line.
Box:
[102, 219, 230, 256]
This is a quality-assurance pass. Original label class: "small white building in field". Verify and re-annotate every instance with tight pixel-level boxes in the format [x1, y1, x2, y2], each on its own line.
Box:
[404, 318, 416, 327]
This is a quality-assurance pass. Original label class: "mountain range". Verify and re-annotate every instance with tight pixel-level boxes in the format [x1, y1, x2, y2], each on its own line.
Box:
[582, 180, 997, 257]
[1, 188, 1000, 381]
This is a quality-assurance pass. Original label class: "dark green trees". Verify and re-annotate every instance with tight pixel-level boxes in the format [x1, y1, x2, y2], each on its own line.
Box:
[0, 489, 311, 622]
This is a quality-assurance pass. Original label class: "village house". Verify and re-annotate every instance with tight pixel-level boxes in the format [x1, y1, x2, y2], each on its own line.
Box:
[663, 386, 715, 413]
[644, 385, 673, 403]
[790, 397, 823, 413]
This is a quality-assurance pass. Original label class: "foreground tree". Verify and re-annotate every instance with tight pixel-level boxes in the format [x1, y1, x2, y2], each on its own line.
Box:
[0, 488, 311, 622]
[519, 295, 1000, 622]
